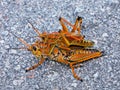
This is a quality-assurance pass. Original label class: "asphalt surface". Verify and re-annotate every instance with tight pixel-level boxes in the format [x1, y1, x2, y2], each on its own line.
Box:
[0, 0, 120, 90]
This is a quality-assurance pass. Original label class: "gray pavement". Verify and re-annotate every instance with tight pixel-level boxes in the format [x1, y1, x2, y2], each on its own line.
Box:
[0, 0, 120, 90]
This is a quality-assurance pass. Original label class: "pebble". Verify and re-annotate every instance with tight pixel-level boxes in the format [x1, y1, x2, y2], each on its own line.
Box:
[0, 40, 5, 44]
[13, 79, 24, 86]
[110, 0, 119, 3]
[93, 72, 99, 79]
[92, 39, 98, 46]
[9, 49, 17, 54]
[0, 70, 6, 77]
[102, 33, 108, 38]
[47, 71, 58, 81]
[94, 39, 98, 44]
[1, 31, 9, 36]
[71, 82, 77, 87]
[14, 65, 21, 70]
[5, 59, 10, 68]
[4, 45, 10, 49]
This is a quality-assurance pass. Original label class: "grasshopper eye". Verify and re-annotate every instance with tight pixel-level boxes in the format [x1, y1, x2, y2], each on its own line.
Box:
[33, 46, 37, 51]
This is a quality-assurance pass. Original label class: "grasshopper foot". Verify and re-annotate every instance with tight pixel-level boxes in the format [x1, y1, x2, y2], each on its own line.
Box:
[101, 51, 106, 56]
[80, 79, 83, 82]
[25, 69, 29, 72]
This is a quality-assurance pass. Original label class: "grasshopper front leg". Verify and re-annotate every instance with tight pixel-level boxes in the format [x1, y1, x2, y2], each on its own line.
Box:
[26, 57, 45, 72]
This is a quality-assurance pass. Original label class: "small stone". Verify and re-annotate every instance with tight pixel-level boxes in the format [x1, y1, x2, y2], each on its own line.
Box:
[92, 39, 98, 45]
[13, 79, 23, 86]
[74, 6, 83, 14]
[67, 87, 73, 90]
[47, 71, 58, 81]
[52, 0, 58, 1]
[1, 31, 9, 36]
[5, 85, 14, 90]
[34, 85, 39, 90]
[53, 87, 60, 90]
[71, 82, 77, 87]
[9, 49, 17, 54]
[4, 45, 10, 49]
[5, 59, 10, 68]
[14, 65, 21, 70]
[110, 0, 119, 3]
[108, 65, 112, 72]
[0, 71, 6, 77]
[93, 72, 99, 79]
[102, 33, 108, 37]
[84, 75, 90, 80]
[0, 40, 5, 44]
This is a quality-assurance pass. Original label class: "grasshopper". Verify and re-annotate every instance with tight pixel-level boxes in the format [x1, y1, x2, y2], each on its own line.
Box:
[13, 36, 103, 81]
[9, 16, 104, 81]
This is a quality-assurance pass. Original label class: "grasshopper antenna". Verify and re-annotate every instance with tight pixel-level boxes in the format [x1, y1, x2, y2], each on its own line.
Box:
[27, 20, 41, 36]
[8, 30, 30, 48]
[10, 47, 27, 50]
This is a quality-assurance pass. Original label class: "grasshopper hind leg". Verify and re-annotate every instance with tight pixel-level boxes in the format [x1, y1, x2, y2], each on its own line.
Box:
[70, 63, 83, 81]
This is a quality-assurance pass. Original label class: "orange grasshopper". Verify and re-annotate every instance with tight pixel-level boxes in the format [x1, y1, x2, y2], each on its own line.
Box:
[8, 16, 104, 81]
[12, 36, 103, 81]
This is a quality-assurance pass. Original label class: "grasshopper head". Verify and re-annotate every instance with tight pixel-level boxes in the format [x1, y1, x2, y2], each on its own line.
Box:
[28, 44, 42, 58]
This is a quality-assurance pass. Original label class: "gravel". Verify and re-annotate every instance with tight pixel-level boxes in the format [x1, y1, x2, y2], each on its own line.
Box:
[0, 0, 120, 90]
